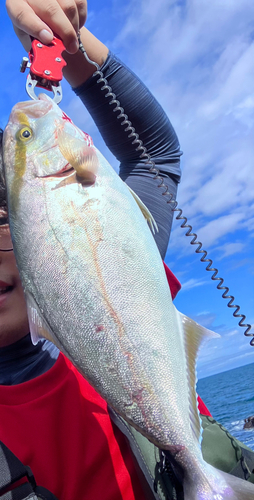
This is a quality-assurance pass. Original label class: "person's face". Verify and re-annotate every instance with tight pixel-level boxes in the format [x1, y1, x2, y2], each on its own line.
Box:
[0, 213, 29, 347]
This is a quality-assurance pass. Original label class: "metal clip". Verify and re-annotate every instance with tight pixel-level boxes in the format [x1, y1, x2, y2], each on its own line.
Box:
[20, 36, 66, 104]
[20, 57, 31, 73]
[25, 73, 63, 104]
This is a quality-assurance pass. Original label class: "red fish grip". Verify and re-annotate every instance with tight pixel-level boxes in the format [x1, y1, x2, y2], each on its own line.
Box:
[21, 36, 67, 103]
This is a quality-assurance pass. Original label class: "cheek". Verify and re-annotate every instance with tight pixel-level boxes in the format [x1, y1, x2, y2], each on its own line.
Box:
[0, 253, 30, 344]
[7, 252, 23, 282]
[15, 277, 27, 305]
[10, 256, 29, 310]
[2, 251, 27, 313]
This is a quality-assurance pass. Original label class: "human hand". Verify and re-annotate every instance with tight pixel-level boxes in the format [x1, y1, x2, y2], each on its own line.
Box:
[6, 0, 87, 53]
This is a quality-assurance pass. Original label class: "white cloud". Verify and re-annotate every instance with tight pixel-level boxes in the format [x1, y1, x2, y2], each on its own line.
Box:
[167, 211, 246, 257]
[215, 242, 245, 259]
[225, 329, 239, 338]
[199, 41, 254, 123]
[181, 278, 207, 291]
[193, 312, 217, 329]
[192, 213, 246, 248]
[179, 145, 254, 218]
[229, 350, 254, 363]
[197, 324, 254, 377]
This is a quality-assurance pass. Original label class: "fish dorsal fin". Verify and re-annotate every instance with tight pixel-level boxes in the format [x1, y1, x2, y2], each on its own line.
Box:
[125, 185, 158, 234]
[26, 292, 55, 346]
[58, 130, 99, 184]
[178, 310, 220, 444]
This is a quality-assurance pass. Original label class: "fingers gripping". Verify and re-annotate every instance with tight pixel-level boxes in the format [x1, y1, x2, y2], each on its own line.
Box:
[6, 0, 54, 44]
[6, 0, 87, 53]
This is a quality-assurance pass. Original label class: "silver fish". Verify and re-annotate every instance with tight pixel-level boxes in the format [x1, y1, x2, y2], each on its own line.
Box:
[3, 95, 254, 500]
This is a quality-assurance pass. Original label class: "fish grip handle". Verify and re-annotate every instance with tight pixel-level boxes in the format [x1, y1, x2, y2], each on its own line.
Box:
[77, 33, 253, 346]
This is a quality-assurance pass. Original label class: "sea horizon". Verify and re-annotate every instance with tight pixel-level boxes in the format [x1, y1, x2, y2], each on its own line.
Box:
[197, 362, 254, 451]
[199, 360, 254, 380]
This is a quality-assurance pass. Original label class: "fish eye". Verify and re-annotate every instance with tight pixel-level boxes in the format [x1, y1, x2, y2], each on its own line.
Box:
[18, 126, 33, 142]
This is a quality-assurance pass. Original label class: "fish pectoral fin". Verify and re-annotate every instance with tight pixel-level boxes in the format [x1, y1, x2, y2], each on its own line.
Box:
[125, 185, 159, 234]
[177, 308, 220, 445]
[58, 130, 98, 184]
[52, 172, 77, 190]
[26, 293, 55, 345]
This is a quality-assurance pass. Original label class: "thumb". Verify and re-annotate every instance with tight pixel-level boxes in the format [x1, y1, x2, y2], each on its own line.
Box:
[7, 3, 53, 49]
[13, 24, 54, 52]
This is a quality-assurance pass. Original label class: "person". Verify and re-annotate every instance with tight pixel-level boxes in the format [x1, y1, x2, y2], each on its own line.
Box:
[0, 2, 253, 499]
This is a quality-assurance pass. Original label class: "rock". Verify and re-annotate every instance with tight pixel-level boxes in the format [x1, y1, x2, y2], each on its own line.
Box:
[243, 415, 254, 429]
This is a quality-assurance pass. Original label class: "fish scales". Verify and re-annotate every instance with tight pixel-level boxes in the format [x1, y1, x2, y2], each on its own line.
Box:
[3, 95, 254, 500]
[13, 143, 192, 447]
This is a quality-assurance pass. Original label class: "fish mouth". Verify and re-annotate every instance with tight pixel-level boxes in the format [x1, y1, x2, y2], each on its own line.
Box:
[10, 94, 53, 121]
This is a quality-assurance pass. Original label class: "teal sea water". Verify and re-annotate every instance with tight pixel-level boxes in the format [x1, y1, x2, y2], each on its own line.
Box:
[197, 363, 254, 451]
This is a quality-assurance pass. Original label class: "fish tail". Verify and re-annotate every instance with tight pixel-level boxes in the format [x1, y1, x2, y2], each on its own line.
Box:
[215, 469, 254, 499]
[183, 466, 254, 499]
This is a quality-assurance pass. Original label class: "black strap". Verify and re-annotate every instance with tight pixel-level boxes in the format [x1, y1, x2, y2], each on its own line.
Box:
[1, 483, 37, 500]
[0, 442, 58, 500]
[230, 447, 254, 482]
[154, 451, 184, 500]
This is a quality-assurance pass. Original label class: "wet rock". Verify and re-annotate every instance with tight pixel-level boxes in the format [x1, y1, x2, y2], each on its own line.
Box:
[243, 415, 254, 429]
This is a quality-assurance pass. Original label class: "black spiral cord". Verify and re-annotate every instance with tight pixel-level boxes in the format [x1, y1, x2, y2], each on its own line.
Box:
[78, 33, 253, 346]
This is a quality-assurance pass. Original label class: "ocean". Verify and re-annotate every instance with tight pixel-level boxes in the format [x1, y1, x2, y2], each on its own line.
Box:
[197, 362, 254, 451]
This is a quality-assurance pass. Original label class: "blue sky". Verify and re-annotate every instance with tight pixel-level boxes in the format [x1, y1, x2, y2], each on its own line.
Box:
[0, 0, 253, 378]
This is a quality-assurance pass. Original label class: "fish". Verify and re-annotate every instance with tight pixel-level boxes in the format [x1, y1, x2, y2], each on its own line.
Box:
[3, 95, 254, 500]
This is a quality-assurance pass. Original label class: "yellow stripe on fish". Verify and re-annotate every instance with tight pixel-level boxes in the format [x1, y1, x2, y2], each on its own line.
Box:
[11, 112, 33, 213]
